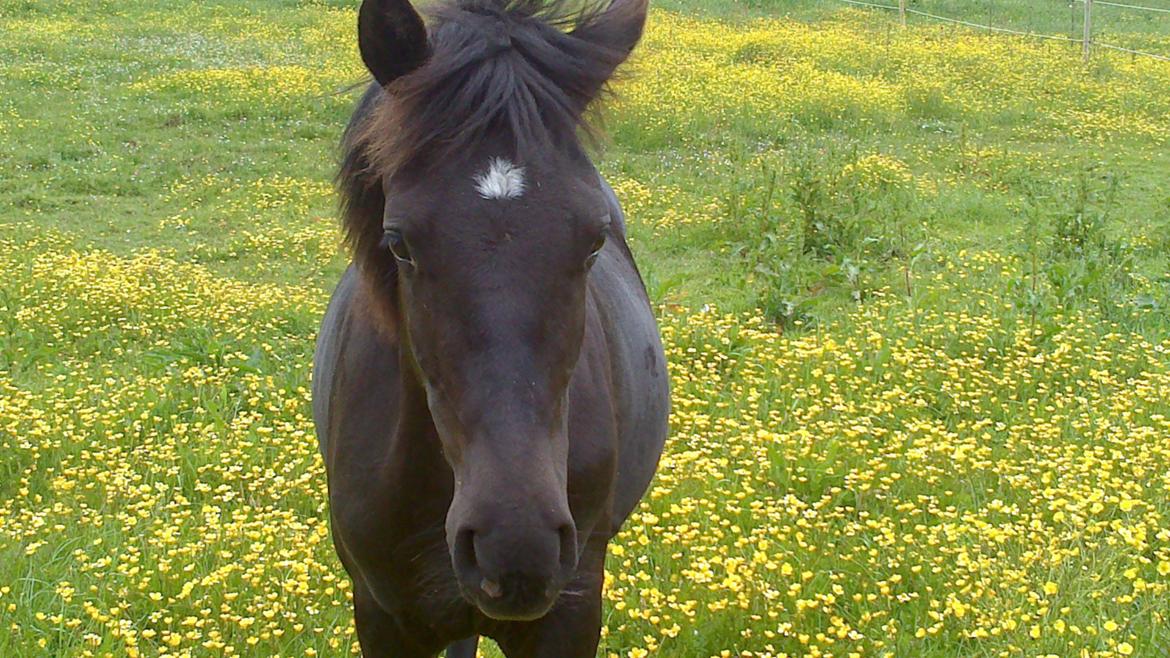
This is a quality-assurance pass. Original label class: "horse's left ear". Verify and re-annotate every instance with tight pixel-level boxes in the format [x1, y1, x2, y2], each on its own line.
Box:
[359, 0, 430, 87]
[571, 0, 649, 77]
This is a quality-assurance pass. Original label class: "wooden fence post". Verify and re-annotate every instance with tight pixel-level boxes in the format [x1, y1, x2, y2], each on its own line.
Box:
[1083, 0, 1094, 61]
[899, 0, 907, 26]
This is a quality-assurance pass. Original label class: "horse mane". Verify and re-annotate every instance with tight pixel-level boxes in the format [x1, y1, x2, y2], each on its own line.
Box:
[336, 83, 396, 306]
[336, 0, 644, 297]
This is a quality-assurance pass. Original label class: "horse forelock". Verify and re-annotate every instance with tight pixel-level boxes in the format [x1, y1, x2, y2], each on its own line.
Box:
[358, 0, 627, 178]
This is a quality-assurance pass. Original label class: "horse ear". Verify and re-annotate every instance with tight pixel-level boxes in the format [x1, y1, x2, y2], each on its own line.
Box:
[358, 0, 430, 87]
[571, 0, 649, 76]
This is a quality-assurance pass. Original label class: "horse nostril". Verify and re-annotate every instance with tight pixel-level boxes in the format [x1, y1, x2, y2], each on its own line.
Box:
[557, 523, 578, 572]
[480, 577, 503, 598]
[452, 528, 478, 575]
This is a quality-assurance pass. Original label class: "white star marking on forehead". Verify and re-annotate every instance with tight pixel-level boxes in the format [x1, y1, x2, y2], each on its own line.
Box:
[473, 158, 526, 200]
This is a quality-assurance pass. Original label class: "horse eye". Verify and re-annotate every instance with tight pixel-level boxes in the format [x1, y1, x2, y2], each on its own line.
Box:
[585, 233, 606, 267]
[381, 229, 413, 264]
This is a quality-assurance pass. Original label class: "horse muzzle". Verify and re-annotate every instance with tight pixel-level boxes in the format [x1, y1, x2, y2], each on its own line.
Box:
[450, 518, 578, 621]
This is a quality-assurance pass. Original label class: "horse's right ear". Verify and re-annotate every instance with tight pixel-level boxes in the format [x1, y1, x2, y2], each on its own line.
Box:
[358, 0, 430, 87]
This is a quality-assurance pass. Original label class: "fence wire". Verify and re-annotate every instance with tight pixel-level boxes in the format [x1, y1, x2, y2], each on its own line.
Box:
[1075, 0, 1170, 16]
[831, 0, 1170, 63]
[1096, 41, 1170, 61]
[837, 0, 901, 10]
[903, 7, 1081, 42]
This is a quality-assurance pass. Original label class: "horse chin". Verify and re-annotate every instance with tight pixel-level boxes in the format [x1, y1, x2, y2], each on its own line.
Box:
[459, 586, 560, 622]
[473, 599, 556, 623]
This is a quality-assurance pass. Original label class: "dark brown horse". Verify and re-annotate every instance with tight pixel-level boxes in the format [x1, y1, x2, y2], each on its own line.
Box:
[311, 0, 669, 655]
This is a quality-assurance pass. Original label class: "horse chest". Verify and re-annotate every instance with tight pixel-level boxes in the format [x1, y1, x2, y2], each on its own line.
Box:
[329, 462, 468, 616]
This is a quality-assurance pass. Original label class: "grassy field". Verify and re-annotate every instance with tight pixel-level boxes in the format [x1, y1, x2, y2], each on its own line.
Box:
[661, 0, 1170, 41]
[2, 0, 1170, 656]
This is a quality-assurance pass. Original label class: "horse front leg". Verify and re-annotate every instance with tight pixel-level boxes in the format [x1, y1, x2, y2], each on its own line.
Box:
[353, 582, 443, 658]
[494, 540, 608, 658]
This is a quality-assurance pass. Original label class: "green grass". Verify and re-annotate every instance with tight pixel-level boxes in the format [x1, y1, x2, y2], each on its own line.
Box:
[2, 0, 1169, 656]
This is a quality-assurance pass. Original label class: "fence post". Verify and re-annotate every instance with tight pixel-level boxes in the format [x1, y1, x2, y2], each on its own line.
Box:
[899, 0, 907, 26]
[1083, 0, 1093, 61]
